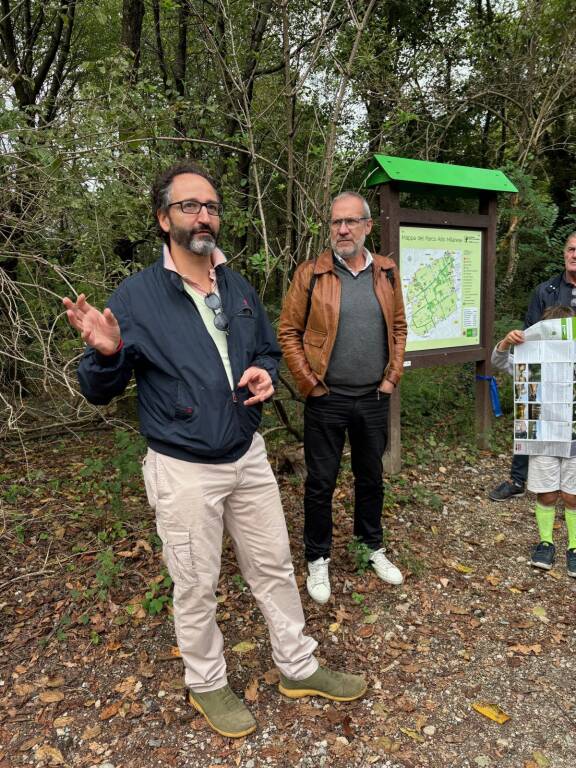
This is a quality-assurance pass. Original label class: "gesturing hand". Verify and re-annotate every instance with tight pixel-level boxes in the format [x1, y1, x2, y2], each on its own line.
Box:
[62, 294, 121, 356]
[238, 366, 274, 406]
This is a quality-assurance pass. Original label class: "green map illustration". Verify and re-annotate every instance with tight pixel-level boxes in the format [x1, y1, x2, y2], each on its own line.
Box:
[406, 252, 457, 336]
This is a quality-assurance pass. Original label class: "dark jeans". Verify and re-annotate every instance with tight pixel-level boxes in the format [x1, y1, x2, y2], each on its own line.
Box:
[303, 390, 389, 561]
[511, 453, 529, 486]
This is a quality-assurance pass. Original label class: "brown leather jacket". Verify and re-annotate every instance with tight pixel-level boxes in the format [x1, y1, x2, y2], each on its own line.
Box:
[278, 249, 407, 398]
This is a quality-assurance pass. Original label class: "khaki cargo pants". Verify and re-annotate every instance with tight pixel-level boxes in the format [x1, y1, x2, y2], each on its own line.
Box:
[142, 432, 318, 692]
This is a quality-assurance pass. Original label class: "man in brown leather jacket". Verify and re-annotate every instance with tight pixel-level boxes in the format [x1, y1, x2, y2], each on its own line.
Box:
[278, 191, 407, 604]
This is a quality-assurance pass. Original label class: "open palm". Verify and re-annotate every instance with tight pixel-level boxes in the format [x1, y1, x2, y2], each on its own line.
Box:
[62, 294, 121, 355]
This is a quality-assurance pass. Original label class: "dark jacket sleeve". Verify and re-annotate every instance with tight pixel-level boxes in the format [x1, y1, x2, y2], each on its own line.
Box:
[77, 287, 138, 405]
[249, 286, 282, 385]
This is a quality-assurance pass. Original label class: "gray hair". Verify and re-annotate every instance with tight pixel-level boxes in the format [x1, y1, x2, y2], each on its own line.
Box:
[331, 191, 371, 219]
[565, 231, 576, 247]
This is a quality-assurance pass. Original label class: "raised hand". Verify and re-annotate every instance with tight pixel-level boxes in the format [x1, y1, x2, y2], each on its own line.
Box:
[238, 366, 274, 406]
[62, 294, 121, 356]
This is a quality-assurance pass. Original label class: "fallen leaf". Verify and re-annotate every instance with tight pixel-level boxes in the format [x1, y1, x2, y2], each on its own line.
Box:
[329, 622, 340, 633]
[374, 736, 400, 753]
[42, 675, 65, 688]
[34, 745, 64, 765]
[400, 727, 425, 743]
[114, 675, 138, 695]
[531, 605, 549, 623]
[453, 563, 474, 574]
[53, 716, 74, 728]
[494, 533, 506, 543]
[232, 641, 256, 653]
[170, 645, 181, 657]
[363, 613, 378, 624]
[358, 625, 374, 638]
[508, 643, 542, 656]
[39, 690, 64, 704]
[486, 573, 501, 586]
[472, 702, 510, 724]
[81, 724, 102, 740]
[263, 668, 280, 684]
[244, 678, 259, 703]
[99, 701, 121, 720]
[13, 683, 35, 697]
[532, 751, 550, 767]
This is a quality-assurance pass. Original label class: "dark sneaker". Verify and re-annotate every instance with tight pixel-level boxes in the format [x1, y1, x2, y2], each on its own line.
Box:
[567, 549, 576, 577]
[188, 684, 256, 738]
[488, 480, 525, 502]
[278, 666, 367, 702]
[530, 541, 555, 570]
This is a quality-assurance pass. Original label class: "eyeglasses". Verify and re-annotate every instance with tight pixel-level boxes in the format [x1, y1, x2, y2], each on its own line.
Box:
[168, 199, 223, 216]
[329, 217, 370, 229]
[204, 292, 229, 332]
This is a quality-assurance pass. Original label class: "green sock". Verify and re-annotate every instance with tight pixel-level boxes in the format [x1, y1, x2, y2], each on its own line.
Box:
[535, 503, 555, 543]
[565, 509, 576, 550]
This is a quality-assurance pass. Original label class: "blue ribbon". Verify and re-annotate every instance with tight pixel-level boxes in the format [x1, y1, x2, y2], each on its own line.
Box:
[476, 375, 503, 417]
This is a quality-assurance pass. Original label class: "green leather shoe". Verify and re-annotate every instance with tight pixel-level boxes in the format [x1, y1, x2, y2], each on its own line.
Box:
[188, 684, 257, 738]
[278, 666, 367, 702]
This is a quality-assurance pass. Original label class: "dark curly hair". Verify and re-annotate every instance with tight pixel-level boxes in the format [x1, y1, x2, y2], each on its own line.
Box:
[151, 160, 221, 244]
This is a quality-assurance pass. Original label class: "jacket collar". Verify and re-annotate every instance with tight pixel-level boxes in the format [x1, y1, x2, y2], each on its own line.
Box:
[314, 248, 394, 275]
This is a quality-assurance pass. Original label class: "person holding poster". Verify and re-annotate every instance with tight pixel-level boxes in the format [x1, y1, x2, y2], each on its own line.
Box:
[492, 305, 576, 576]
[489, 232, 576, 501]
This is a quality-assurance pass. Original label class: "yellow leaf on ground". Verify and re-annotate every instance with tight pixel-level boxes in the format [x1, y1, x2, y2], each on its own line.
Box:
[374, 736, 400, 753]
[454, 563, 474, 574]
[232, 641, 256, 653]
[494, 533, 506, 543]
[399, 727, 425, 743]
[472, 701, 510, 724]
[531, 605, 550, 623]
[34, 745, 64, 765]
[532, 751, 550, 767]
[328, 622, 340, 633]
[39, 690, 64, 704]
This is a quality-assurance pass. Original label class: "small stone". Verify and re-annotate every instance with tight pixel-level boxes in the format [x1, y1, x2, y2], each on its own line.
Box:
[423, 725, 436, 736]
[148, 739, 162, 747]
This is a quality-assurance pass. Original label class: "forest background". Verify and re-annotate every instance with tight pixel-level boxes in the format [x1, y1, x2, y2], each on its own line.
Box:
[1, 0, 576, 441]
[2, 3, 576, 765]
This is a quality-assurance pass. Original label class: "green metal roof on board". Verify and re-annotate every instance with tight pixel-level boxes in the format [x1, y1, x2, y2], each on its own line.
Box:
[366, 155, 518, 193]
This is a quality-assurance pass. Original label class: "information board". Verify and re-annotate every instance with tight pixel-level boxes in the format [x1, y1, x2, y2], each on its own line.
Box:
[399, 226, 482, 352]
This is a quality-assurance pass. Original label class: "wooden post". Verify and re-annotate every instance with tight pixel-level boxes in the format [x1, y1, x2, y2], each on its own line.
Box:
[380, 184, 402, 474]
[476, 192, 497, 448]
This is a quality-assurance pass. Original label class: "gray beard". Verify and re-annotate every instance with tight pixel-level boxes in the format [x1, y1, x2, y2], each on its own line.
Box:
[188, 236, 215, 256]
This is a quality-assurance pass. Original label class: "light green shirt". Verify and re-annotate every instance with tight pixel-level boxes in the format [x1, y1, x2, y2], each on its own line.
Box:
[184, 283, 234, 390]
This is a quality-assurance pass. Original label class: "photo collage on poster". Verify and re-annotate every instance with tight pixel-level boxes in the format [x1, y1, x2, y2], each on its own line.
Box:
[514, 362, 576, 447]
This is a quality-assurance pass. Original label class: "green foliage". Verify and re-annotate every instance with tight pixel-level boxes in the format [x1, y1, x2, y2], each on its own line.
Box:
[231, 573, 247, 591]
[95, 548, 124, 597]
[347, 537, 373, 575]
[141, 572, 173, 616]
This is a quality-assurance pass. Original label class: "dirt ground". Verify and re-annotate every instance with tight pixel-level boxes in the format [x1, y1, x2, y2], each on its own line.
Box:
[1, 431, 575, 768]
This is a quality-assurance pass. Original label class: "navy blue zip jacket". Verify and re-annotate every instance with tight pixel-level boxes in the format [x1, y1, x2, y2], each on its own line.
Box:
[77, 257, 281, 463]
[524, 272, 574, 328]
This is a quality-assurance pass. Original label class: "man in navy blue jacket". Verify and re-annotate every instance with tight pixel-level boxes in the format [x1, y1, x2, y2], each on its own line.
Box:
[63, 161, 365, 738]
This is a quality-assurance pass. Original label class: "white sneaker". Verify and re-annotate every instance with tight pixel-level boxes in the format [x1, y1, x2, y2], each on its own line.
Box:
[306, 557, 331, 604]
[369, 548, 403, 585]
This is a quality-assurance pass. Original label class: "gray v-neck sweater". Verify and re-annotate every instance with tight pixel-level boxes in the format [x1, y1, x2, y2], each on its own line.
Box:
[325, 260, 388, 396]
